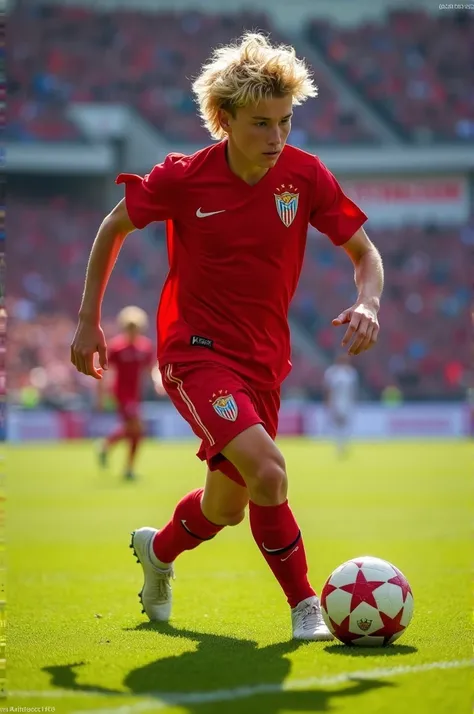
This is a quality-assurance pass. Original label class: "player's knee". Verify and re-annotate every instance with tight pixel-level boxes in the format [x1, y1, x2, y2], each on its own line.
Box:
[252, 453, 287, 502]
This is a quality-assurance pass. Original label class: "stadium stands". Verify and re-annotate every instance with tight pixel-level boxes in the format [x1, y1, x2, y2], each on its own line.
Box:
[8, 200, 469, 403]
[9, 5, 474, 144]
[293, 223, 469, 400]
[8, 4, 377, 144]
[306, 9, 474, 142]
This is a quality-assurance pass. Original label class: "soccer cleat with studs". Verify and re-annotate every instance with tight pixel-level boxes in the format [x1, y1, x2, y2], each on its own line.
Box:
[130, 527, 174, 621]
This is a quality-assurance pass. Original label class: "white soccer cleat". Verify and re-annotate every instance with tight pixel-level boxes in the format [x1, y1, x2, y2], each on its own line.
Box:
[130, 527, 174, 621]
[291, 596, 335, 641]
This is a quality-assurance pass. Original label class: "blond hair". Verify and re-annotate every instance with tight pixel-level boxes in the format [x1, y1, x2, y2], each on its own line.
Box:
[117, 306, 148, 332]
[192, 32, 317, 140]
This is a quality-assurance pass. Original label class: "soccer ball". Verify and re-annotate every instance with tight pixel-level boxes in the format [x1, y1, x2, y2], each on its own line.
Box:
[320, 556, 414, 646]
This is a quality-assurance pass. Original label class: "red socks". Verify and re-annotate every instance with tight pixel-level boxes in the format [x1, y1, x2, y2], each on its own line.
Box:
[152, 489, 223, 564]
[151, 490, 314, 609]
[249, 500, 315, 608]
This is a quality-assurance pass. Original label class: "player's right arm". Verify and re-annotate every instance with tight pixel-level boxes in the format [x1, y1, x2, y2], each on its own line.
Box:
[71, 157, 180, 379]
[70, 199, 135, 380]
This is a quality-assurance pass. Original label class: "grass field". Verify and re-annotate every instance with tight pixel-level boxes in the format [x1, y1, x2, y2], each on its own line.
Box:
[7, 438, 473, 714]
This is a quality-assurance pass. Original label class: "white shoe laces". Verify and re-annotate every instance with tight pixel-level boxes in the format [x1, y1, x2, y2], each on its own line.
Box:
[146, 566, 174, 603]
[296, 601, 323, 632]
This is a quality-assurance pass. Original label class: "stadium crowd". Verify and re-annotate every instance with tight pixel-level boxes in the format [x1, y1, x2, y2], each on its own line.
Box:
[9, 3, 376, 145]
[306, 8, 474, 142]
[9, 5, 474, 144]
[8, 199, 469, 405]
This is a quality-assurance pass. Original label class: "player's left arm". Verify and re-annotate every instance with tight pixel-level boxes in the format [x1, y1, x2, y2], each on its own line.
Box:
[332, 227, 383, 356]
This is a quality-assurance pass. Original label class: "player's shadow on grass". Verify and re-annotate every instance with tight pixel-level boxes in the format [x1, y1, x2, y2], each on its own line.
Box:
[44, 623, 396, 713]
[42, 662, 121, 697]
[324, 643, 418, 657]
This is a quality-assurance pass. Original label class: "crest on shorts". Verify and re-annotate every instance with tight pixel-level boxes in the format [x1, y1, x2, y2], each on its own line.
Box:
[210, 390, 238, 422]
[275, 185, 299, 227]
[357, 618, 373, 632]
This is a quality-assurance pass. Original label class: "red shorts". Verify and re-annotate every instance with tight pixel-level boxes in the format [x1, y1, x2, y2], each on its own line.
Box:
[161, 362, 280, 487]
[116, 399, 140, 422]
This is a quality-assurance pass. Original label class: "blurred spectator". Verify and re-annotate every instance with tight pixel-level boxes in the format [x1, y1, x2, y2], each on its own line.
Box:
[381, 384, 404, 407]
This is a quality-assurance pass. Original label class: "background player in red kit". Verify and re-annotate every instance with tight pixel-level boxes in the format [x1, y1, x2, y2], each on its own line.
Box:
[71, 33, 384, 640]
[97, 305, 154, 481]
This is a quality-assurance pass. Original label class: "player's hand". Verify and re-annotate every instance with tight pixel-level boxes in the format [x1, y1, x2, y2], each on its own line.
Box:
[70, 319, 108, 379]
[332, 301, 379, 356]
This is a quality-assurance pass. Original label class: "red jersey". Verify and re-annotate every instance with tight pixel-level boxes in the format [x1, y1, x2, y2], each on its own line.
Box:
[107, 334, 154, 403]
[117, 141, 367, 390]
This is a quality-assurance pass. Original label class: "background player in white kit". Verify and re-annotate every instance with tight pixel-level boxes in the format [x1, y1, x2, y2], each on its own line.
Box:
[323, 354, 359, 457]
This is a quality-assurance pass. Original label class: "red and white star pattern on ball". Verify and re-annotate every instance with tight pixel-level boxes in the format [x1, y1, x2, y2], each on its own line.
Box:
[320, 556, 414, 646]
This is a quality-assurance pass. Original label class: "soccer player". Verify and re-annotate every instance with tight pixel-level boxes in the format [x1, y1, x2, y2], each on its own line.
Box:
[323, 354, 359, 458]
[70, 33, 383, 640]
[97, 306, 154, 481]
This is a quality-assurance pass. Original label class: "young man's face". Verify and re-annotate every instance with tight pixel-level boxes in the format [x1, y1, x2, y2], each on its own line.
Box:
[223, 94, 293, 168]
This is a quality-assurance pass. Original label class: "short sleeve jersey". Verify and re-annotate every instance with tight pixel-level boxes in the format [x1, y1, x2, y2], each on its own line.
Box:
[117, 141, 367, 389]
[107, 334, 154, 403]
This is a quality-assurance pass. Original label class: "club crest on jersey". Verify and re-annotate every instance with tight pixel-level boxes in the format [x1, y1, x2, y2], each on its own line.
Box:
[209, 390, 238, 422]
[274, 184, 299, 227]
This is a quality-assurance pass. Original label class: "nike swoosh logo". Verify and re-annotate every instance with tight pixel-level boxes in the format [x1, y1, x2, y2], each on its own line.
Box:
[196, 208, 226, 218]
[281, 546, 299, 562]
[262, 542, 284, 554]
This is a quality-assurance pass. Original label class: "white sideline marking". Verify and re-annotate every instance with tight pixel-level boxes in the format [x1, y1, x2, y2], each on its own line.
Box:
[8, 659, 473, 713]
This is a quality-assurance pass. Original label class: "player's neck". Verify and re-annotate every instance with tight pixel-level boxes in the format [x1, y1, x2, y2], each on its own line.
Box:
[225, 141, 268, 186]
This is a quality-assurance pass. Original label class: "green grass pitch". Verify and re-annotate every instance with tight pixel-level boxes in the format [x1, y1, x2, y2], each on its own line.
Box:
[7, 438, 473, 713]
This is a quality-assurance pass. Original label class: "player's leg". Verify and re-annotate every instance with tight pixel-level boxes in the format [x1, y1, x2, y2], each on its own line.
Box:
[98, 404, 127, 467]
[131, 467, 247, 621]
[201, 466, 248, 526]
[341, 413, 351, 457]
[131, 362, 253, 621]
[124, 415, 144, 480]
[151, 467, 248, 565]
[221, 426, 309, 597]
[333, 412, 350, 458]
[333, 413, 344, 457]
[130, 361, 329, 636]
[221, 424, 333, 641]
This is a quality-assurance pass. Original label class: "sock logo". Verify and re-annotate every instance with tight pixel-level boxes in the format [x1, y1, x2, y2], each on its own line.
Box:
[261, 531, 301, 556]
[262, 543, 284, 554]
[180, 519, 216, 542]
[281, 546, 299, 562]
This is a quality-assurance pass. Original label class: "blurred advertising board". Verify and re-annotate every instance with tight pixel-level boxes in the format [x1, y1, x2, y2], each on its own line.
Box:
[7, 403, 469, 442]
